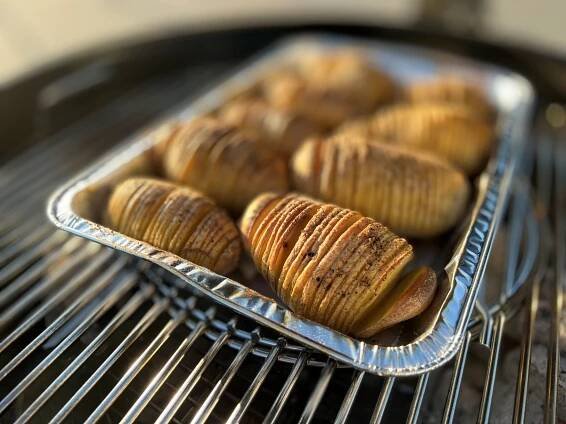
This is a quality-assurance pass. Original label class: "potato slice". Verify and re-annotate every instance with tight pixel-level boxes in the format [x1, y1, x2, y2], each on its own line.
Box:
[352, 266, 438, 337]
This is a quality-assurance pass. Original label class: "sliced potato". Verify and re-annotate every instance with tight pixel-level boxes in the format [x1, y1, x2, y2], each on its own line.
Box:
[217, 98, 320, 155]
[263, 49, 396, 129]
[107, 177, 241, 274]
[338, 103, 494, 175]
[405, 76, 495, 119]
[240, 193, 430, 338]
[163, 117, 289, 212]
[291, 136, 470, 238]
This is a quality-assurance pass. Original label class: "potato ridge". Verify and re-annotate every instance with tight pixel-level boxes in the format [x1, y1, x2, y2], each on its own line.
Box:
[405, 76, 495, 119]
[240, 192, 426, 337]
[163, 117, 289, 212]
[107, 177, 241, 274]
[217, 98, 319, 156]
[338, 103, 494, 175]
[291, 136, 470, 238]
[263, 48, 397, 129]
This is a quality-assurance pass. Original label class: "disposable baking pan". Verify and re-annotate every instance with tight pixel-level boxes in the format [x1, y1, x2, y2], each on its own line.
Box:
[48, 34, 535, 375]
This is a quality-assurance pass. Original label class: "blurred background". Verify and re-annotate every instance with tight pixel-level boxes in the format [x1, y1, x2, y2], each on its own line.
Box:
[1, 0, 564, 85]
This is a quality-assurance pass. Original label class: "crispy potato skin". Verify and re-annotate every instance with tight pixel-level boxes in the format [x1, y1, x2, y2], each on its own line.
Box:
[338, 103, 494, 175]
[263, 49, 396, 129]
[163, 117, 289, 212]
[240, 193, 426, 338]
[107, 177, 241, 274]
[405, 76, 495, 119]
[217, 99, 320, 156]
[291, 136, 470, 238]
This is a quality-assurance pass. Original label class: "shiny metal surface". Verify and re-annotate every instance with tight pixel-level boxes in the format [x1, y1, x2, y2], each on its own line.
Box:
[47, 34, 536, 375]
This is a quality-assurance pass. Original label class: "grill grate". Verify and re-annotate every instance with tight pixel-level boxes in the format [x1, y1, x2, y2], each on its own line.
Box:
[0, 75, 562, 423]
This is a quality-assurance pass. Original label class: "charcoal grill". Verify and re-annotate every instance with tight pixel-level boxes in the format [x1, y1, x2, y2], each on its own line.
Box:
[0, 25, 563, 423]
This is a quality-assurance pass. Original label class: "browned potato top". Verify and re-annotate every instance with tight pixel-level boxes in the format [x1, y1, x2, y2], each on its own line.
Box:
[292, 136, 470, 238]
[217, 98, 320, 156]
[163, 117, 289, 212]
[262, 49, 397, 129]
[405, 76, 495, 119]
[240, 192, 437, 337]
[107, 177, 241, 274]
[338, 103, 495, 175]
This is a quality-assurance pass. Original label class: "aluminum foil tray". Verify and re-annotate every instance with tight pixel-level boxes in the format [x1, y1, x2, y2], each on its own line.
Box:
[48, 34, 535, 375]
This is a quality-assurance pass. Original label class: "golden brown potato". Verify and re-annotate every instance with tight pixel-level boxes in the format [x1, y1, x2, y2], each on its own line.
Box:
[107, 177, 241, 274]
[291, 136, 470, 238]
[163, 117, 289, 212]
[217, 98, 320, 156]
[240, 192, 437, 337]
[405, 76, 495, 119]
[338, 103, 495, 175]
[263, 49, 396, 129]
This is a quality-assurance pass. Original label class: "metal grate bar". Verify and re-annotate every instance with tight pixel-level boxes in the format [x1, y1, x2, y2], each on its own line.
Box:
[49, 298, 170, 423]
[0, 249, 115, 355]
[0, 271, 137, 415]
[0, 130, 88, 183]
[0, 225, 53, 266]
[84, 306, 190, 423]
[298, 360, 336, 424]
[441, 331, 472, 424]
[263, 350, 309, 424]
[334, 370, 365, 424]
[477, 313, 506, 423]
[0, 240, 91, 319]
[0, 146, 102, 216]
[406, 373, 430, 424]
[0, 232, 68, 288]
[0, 216, 49, 242]
[189, 338, 256, 423]
[0, 256, 130, 381]
[513, 270, 541, 424]
[13, 283, 154, 423]
[226, 341, 283, 424]
[119, 320, 209, 423]
[0, 139, 104, 206]
[155, 325, 231, 424]
[369, 377, 396, 424]
[545, 131, 565, 424]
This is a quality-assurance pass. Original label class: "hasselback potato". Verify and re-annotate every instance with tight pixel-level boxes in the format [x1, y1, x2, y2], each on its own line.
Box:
[240, 193, 437, 337]
[263, 49, 396, 129]
[291, 136, 470, 238]
[217, 98, 319, 155]
[338, 103, 494, 175]
[405, 76, 494, 119]
[107, 177, 241, 274]
[163, 117, 289, 212]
